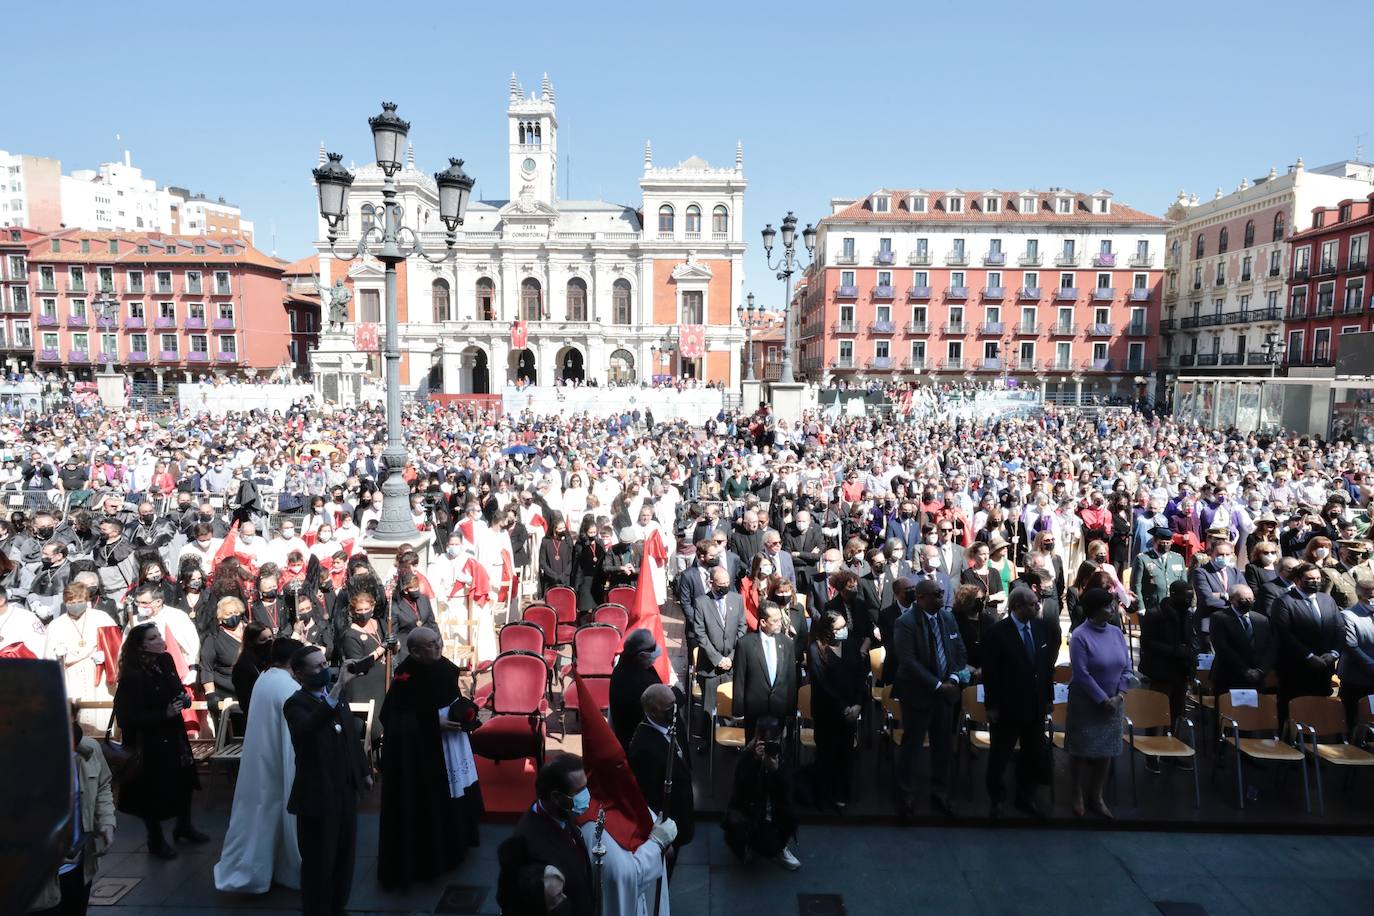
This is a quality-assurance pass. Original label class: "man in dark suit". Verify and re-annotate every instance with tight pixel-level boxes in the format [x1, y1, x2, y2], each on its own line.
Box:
[886, 500, 924, 561]
[1257, 557, 1298, 618]
[609, 629, 662, 751]
[781, 509, 824, 590]
[759, 531, 796, 587]
[690, 567, 747, 714]
[1270, 561, 1343, 717]
[1189, 541, 1238, 630]
[732, 603, 799, 739]
[283, 646, 372, 916]
[933, 521, 966, 581]
[676, 539, 717, 648]
[911, 545, 954, 613]
[496, 754, 596, 916]
[878, 577, 915, 684]
[628, 685, 694, 873]
[891, 577, 967, 818]
[981, 586, 1055, 818]
[1209, 584, 1276, 695]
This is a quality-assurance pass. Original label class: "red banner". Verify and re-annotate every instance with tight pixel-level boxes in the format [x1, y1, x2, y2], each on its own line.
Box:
[354, 322, 379, 352]
[511, 320, 528, 350]
[678, 324, 705, 358]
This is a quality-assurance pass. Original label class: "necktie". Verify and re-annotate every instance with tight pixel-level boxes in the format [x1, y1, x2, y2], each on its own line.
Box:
[763, 636, 776, 685]
[1238, 611, 1253, 639]
[717, 597, 727, 627]
[927, 613, 947, 679]
[1020, 620, 1036, 663]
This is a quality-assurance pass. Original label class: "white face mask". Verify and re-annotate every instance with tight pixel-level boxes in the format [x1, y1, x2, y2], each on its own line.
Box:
[794, 520, 810, 531]
[1315, 547, 1329, 559]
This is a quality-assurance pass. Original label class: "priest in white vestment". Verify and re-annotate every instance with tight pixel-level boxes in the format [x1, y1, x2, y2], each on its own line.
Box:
[579, 809, 672, 916]
[213, 646, 302, 892]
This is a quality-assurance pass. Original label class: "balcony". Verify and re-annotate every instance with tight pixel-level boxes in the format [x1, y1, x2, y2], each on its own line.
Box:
[1269, 267, 1282, 278]
[37, 279, 56, 292]
[939, 356, 965, 370]
[37, 314, 58, 328]
[868, 320, 896, 334]
[96, 315, 117, 329]
[213, 284, 232, 296]
[874, 251, 896, 266]
[69, 350, 89, 363]
[978, 322, 1005, 335]
[97, 352, 116, 365]
[828, 357, 855, 370]
[1288, 304, 1308, 319]
[186, 281, 203, 295]
[212, 317, 235, 330]
[188, 351, 210, 363]
[945, 286, 969, 299]
[1195, 353, 1220, 367]
[1056, 287, 1079, 300]
[1286, 354, 1335, 368]
[1341, 296, 1366, 315]
[1054, 252, 1080, 267]
[1044, 358, 1075, 371]
[1128, 253, 1155, 268]
[1314, 261, 1338, 279]
[908, 251, 932, 266]
[67, 314, 88, 328]
[1015, 321, 1040, 335]
[154, 316, 176, 329]
[1160, 318, 1176, 331]
[1220, 353, 1245, 366]
[128, 350, 148, 362]
[185, 316, 207, 330]
[1291, 268, 1310, 282]
[1126, 360, 1149, 373]
[832, 321, 859, 334]
[834, 285, 859, 299]
[1214, 276, 1226, 287]
[907, 285, 932, 299]
[68, 280, 86, 293]
[1082, 358, 1112, 371]
[1246, 352, 1273, 366]
[1093, 287, 1115, 301]
[982, 286, 1006, 299]
[38, 348, 59, 362]
[901, 357, 926, 370]
[977, 357, 1004, 371]
[1347, 259, 1367, 274]
[1093, 253, 1117, 268]
[1315, 295, 1334, 315]
[125, 316, 146, 330]
[835, 253, 857, 266]
[945, 250, 969, 266]
[1180, 315, 1200, 328]
[1018, 286, 1042, 300]
[1125, 322, 1150, 336]
[866, 356, 893, 370]
[983, 252, 1007, 266]
[1018, 253, 1043, 267]
[1177, 354, 1197, 367]
[905, 320, 931, 334]
[126, 281, 144, 294]
[155, 284, 173, 296]
[871, 285, 896, 300]
[761, 361, 783, 381]
[158, 349, 180, 362]
[942, 321, 966, 334]
[1051, 321, 1076, 336]
[1088, 323, 1114, 336]
[1129, 288, 1151, 301]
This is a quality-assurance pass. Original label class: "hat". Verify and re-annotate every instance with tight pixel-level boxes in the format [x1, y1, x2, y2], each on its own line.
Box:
[623, 628, 660, 659]
[1338, 539, 1371, 553]
[1206, 523, 1232, 536]
[987, 533, 1011, 551]
[1149, 526, 1173, 540]
[540, 456, 555, 470]
[1255, 514, 1278, 525]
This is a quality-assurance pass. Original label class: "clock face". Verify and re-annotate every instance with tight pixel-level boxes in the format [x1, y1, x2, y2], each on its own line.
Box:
[522, 157, 537, 174]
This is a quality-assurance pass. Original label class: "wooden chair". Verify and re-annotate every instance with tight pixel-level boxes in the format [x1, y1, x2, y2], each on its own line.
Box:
[1215, 692, 1308, 811]
[709, 681, 747, 783]
[1357, 696, 1374, 748]
[957, 685, 993, 799]
[1288, 696, 1374, 815]
[867, 646, 886, 744]
[208, 701, 246, 779]
[795, 683, 817, 763]
[874, 684, 927, 784]
[349, 700, 377, 765]
[1123, 688, 1199, 808]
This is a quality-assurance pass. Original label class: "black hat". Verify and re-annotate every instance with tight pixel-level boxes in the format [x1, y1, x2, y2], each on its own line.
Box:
[1149, 526, 1173, 540]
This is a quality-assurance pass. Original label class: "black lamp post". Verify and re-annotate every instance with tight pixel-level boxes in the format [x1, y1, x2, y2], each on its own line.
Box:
[737, 292, 771, 382]
[1262, 330, 1286, 379]
[760, 212, 815, 385]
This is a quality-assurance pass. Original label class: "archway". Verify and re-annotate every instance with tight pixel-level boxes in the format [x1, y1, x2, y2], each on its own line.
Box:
[459, 345, 489, 394]
[609, 348, 636, 385]
[557, 346, 585, 383]
[510, 348, 537, 385]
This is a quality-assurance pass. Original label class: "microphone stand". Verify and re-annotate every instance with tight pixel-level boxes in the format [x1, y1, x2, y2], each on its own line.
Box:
[591, 809, 606, 916]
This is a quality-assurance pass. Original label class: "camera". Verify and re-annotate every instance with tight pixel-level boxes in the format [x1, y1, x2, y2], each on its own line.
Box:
[762, 740, 783, 757]
[346, 656, 375, 676]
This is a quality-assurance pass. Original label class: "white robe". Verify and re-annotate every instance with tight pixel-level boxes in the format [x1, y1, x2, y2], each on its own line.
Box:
[43, 610, 118, 730]
[578, 816, 669, 916]
[213, 667, 302, 892]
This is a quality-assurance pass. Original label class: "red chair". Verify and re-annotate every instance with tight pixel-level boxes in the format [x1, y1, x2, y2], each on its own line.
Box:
[474, 621, 547, 706]
[521, 603, 563, 675]
[467, 650, 549, 767]
[560, 623, 622, 736]
[545, 586, 578, 645]
[607, 586, 638, 611]
[592, 603, 629, 635]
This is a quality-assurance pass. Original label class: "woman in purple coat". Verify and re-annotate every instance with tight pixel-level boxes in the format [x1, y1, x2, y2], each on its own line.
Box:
[1065, 587, 1133, 819]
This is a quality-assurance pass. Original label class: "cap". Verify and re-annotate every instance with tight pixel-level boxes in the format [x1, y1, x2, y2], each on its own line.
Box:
[1149, 526, 1173, 540]
[623, 628, 659, 658]
[987, 533, 1011, 551]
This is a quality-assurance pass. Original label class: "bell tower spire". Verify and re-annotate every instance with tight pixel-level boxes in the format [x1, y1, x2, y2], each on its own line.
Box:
[507, 73, 559, 205]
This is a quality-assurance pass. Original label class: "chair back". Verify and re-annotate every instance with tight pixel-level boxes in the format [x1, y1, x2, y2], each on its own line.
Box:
[1288, 696, 1348, 740]
[868, 647, 885, 681]
[593, 603, 630, 634]
[522, 604, 558, 649]
[961, 684, 987, 724]
[498, 621, 546, 656]
[489, 650, 550, 715]
[798, 683, 813, 720]
[1050, 702, 1067, 727]
[1053, 664, 1072, 685]
[715, 681, 735, 718]
[879, 684, 901, 719]
[1123, 688, 1170, 731]
[1218, 692, 1279, 733]
[1360, 696, 1374, 730]
[546, 586, 577, 625]
[607, 586, 638, 610]
[571, 623, 620, 678]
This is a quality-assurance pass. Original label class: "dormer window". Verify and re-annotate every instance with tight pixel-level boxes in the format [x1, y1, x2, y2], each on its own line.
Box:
[872, 195, 890, 213]
[1056, 195, 1074, 215]
[983, 196, 1001, 214]
[1339, 204, 1352, 222]
[1019, 195, 1037, 214]
[909, 195, 927, 213]
[946, 195, 964, 213]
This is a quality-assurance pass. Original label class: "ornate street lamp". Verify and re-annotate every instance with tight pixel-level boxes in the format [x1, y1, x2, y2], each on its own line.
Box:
[1262, 330, 1286, 379]
[761, 212, 815, 384]
[313, 101, 475, 542]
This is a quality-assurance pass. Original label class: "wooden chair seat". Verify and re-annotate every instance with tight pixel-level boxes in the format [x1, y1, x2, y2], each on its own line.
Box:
[1314, 743, 1374, 765]
[1131, 735, 1195, 758]
[969, 729, 992, 751]
[715, 725, 747, 748]
[1227, 735, 1304, 762]
[799, 726, 816, 748]
[1052, 733, 1066, 750]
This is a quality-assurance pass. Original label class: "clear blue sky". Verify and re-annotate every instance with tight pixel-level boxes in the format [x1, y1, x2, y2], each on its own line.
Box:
[9, 1, 1372, 305]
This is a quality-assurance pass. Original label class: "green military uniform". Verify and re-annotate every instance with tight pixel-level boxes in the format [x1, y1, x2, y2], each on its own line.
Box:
[1131, 547, 1186, 615]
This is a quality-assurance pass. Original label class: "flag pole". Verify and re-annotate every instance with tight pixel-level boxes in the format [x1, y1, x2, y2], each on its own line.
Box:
[591, 809, 606, 916]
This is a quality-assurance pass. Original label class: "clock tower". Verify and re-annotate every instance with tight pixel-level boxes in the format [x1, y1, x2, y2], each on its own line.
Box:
[507, 72, 558, 206]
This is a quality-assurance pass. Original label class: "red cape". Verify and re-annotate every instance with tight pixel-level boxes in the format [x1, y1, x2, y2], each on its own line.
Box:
[573, 673, 654, 851]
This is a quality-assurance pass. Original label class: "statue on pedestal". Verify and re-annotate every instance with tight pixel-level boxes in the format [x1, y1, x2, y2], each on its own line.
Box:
[315, 278, 352, 332]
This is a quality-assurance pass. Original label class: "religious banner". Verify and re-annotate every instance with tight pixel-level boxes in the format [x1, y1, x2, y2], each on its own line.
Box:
[354, 322, 379, 352]
[511, 320, 528, 350]
[678, 324, 705, 358]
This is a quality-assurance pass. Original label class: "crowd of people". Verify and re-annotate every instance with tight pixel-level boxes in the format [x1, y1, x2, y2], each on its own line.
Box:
[6, 388, 1374, 914]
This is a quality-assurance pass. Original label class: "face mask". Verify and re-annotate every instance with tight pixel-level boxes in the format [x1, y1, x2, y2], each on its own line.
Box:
[1155, 542, 1171, 554]
[65, 602, 87, 619]
[758, 564, 774, 578]
[569, 787, 591, 817]
[1301, 580, 1323, 595]
[303, 668, 332, 690]
[319, 532, 333, 542]
[834, 627, 850, 641]
[405, 588, 420, 599]
[795, 519, 810, 531]
[1216, 556, 1232, 568]
[261, 589, 279, 600]
[221, 615, 241, 629]
[146, 572, 162, 582]
[35, 526, 53, 538]
[924, 534, 939, 545]
[1315, 547, 1329, 559]
[446, 545, 461, 558]
[40, 557, 55, 569]
[704, 556, 720, 568]
[353, 611, 373, 622]
[197, 539, 211, 548]
[187, 580, 203, 592]
[282, 531, 296, 540]
[1236, 601, 1254, 613]
[711, 585, 729, 599]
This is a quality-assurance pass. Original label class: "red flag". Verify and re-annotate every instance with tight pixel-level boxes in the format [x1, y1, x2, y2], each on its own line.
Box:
[458, 517, 476, 547]
[528, 513, 548, 533]
[497, 548, 514, 603]
[678, 324, 705, 358]
[628, 549, 671, 683]
[573, 673, 654, 850]
[211, 521, 240, 576]
[644, 528, 667, 566]
[94, 626, 123, 687]
[454, 555, 492, 604]
[0, 643, 36, 659]
[158, 630, 200, 732]
[511, 320, 528, 350]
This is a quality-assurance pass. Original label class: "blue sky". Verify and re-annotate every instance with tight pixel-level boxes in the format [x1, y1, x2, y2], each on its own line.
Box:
[9, 1, 1372, 305]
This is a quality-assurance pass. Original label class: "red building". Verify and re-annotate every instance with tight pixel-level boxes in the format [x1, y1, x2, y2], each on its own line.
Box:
[0, 227, 42, 374]
[1283, 192, 1374, 368]
[26, 231, 288, 384]
[280, 254, 322, 379]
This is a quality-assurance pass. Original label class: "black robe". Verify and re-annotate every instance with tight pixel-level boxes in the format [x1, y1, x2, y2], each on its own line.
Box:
[377, 655, 483, 891]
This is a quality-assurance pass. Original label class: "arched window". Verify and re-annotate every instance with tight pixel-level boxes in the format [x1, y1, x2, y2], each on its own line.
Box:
[712, 205, 729, 234]
[476, 277, 495, 321]
[431, 278, 450, 323]
[657, 205, 674, 235]
[361, 203, 376, 233]
[520, 278, 542, 320]
[1170, 239, 1181, 260]
[609, 348, 636, 384]
[566, 277, 587, 322]
[1243, 219, 1255, 247]
[612, 279, 632, 325]
[685, 205, 701, 234]
[1218, 227, 1229, 253]
[1194, 233, 1205, 258]
[1273, 212, 1286, 241]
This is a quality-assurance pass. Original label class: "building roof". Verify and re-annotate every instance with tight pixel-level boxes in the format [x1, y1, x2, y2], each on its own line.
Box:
[1287, 196, 1374, 242]
[27, 230, 282, 271]
[281, 254, 319, 276]
[824, 189, 1167, 226]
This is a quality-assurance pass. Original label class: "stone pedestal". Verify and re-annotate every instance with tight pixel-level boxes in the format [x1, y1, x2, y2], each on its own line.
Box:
[312, 331, 368, 408]
[96, 373, 127, 409]
[360, 529, 435, 586]
[740, 379, 764, 414]
[769, 381, 807, 424]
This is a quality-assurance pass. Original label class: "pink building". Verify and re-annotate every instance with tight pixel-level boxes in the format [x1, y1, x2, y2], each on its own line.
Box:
[27, 231, 288, 384]
[801, 187, 1168, 402]
[0, 227, 41, 373]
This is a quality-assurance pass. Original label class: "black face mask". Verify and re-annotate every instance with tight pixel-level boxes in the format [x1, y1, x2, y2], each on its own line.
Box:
[260, 589, 279, 600]
[221, 615, 241, 629]
[139, 515, 155, 525]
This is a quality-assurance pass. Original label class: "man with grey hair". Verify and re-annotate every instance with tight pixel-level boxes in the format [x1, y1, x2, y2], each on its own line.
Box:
[1209, 583, 1274, 696]
[980, 586, 1055, 819]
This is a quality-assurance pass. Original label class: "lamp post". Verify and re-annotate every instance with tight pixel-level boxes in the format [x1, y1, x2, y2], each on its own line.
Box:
[760, 212, 815, 384]
[737, 292, 772, 382]
[313, 101, 474, 542]
[93, 293, 119, 376]
[650, 340, 676, 380]
[1000, 337, 1012, 386]
[1262, 330, 1286, 379]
